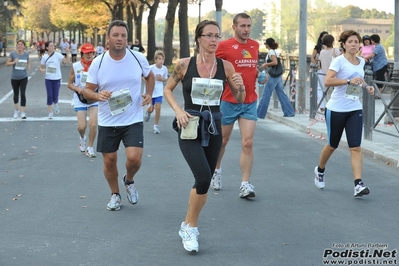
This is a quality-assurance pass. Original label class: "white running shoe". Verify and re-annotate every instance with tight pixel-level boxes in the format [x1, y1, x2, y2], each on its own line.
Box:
[48, 112, 54, 119]
[354, 182, 370, 197]
[13, 110, 20, 119]
[79, 136, 87, 153]
[54, 103, 60, 114]
[178, 222, 188, 239]
[314, 166, 325, 189]
[107, 193, 121, 211]
[144, 111, 151, 122]
[122, 175, 139, 204]
[239, 183, 255, 198]
[153, 125, 161, 134]
[179, 225, 199, 252]
[211, 172, 222, 190]
[85, 147, 96, 158]
[20, 112, 27, 119]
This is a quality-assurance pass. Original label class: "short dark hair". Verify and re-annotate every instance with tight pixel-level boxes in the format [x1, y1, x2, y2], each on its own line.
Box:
[233, 13, 251, 25]
[107, 20, 129, 36]
[370, 34, 380, 44]
[339, 30, 361, 53]
[322, 34, 334, 48]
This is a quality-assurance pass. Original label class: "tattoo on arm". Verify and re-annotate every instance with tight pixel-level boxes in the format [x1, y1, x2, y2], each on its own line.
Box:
[172, 61, 186, 82]
[172, 72, 180, 82]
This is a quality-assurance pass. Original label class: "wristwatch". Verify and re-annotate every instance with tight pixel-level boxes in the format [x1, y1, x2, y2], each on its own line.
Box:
[347, 79, 351, 85]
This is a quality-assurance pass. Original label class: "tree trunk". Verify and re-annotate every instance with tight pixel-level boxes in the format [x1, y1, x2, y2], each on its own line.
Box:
[178, 0, 190, 58]
[147, 0, 161, 62]
[133, 3, 144, 46]
[164, 0, 179, 66]
[113, 1, 124, 21]
[126, 2, 134, 43]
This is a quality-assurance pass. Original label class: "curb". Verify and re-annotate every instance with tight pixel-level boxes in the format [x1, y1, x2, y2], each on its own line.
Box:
[266, 112, 399, 168]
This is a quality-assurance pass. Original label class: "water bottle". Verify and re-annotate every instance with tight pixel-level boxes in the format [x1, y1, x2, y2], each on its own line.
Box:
[258, 70, 266, 83]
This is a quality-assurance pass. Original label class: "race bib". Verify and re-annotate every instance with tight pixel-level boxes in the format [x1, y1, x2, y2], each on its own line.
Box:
[46, 66, 57, 74]
[15, 60, 27, 70]
[80, 72, 88, 86]
[344, 84, 362, 100]
[108, 89, 133, 115]
[191, 78, 223, 106]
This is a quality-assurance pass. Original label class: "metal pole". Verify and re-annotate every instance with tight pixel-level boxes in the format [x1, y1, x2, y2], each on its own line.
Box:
[3, 0, 7, 57]
[289, 61, 297, 111]
[363, 69, 375, 140]
[394, 0, 399, 69]
[309, 64, 318, 119]
[298, 0, 307, 114]
[198, 1, 201, 24]
[215, 0, 222, 33]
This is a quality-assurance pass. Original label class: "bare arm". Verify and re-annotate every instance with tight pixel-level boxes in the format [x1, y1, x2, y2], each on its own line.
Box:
[5, 57, 16, 67]
[261, 54, 277, 69]
[223, 60, 246, 103]
[164, 58, 191, 128]
[311, 49, 318, 65]
[67, 67, 81, 94]
[142, 71, 155, 106]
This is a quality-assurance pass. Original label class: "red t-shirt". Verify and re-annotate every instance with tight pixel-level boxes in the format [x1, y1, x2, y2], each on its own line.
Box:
[216, 37, 259, 104]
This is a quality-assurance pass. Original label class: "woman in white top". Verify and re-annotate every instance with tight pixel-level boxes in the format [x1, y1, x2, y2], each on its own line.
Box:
[39, 41, 67, 118]
[67, 43, 98, 157]
[70, 39, 78, 63]
[313, 30, 374, 197]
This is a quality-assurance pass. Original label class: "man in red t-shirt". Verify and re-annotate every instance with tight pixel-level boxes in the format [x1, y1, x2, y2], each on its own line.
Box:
[212, 13, 260, 198]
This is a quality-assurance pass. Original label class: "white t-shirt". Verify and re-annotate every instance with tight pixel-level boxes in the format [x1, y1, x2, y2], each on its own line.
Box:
[145, 64, 168, 98]
[266, 49, 279, 62]
[325, 55, 365, 112]
[60, 41, 70, 54]
[41, 52, 65, 80]
[96, 46, 104, 55]
[86, 49, 151, 127]
[70, 43, 78, 55]
[72, 61, 97, 108]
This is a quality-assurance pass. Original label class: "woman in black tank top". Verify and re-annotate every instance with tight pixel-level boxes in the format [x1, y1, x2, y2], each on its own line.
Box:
[163, 20, 246, 253]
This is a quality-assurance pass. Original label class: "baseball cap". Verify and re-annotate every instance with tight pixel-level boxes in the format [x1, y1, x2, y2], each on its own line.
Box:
[80, 43, 95, 53]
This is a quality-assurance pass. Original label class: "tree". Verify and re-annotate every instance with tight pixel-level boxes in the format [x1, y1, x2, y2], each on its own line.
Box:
[144, 0, 161, 61]
[178, 0, 190, 58]
[22, 0, 60, 40]
[308, 0, 339, 46]
[248, 9, 265, 42]
[340, 5, 363, 19]
[163, 0, 179, 66]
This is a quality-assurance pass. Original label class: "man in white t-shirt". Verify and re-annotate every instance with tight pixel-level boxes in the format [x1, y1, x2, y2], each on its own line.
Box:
[84, 20, 155, 211]
[96, 42, 105, 57]
[59, 38, 70, 66]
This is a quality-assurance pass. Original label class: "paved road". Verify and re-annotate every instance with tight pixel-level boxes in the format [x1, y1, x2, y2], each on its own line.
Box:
[1, 53, 398, 266]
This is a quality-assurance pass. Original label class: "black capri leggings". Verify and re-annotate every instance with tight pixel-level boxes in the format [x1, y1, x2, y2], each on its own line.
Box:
[11, 78, 28, 106]
[178, 121, 222, 195]
[325, 108, 363, 148]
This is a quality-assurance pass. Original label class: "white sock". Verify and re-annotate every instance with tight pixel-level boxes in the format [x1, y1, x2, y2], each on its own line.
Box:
[241, 181, 249, 186]
[214, 168, 222, 174]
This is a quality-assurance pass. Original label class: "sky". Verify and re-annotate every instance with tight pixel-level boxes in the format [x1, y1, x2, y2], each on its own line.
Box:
[177, 0, 395, 17]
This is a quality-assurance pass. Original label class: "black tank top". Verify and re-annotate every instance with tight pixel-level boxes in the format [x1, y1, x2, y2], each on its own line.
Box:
[181, 56, 226, 112]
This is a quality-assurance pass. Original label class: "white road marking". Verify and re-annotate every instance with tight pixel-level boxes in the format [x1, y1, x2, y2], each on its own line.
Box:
[0, 116, 78, 122]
